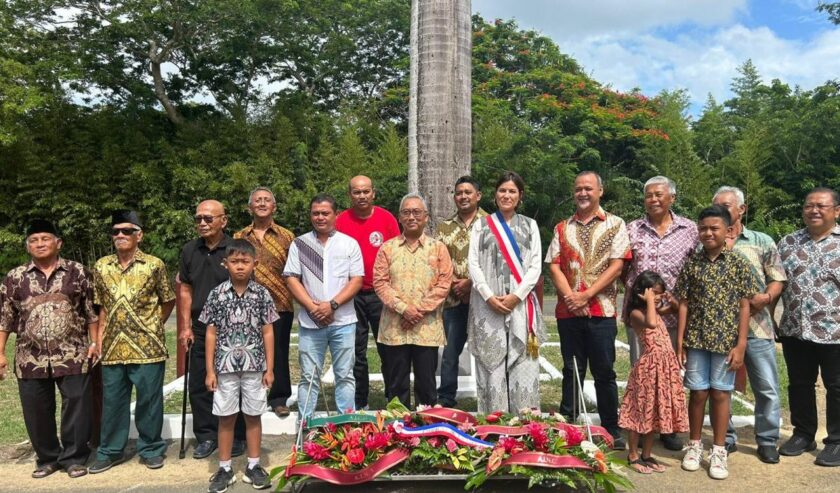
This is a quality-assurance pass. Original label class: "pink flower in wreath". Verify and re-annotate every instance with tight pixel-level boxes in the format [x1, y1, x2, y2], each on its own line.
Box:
[524, 422, 549, 451]
[364, 432, 390, 451]
[326, 422, 337, 433]
[303, 441, 331, 460]
[407, 437, 421, 447]
[346, 447, 366, 465]
[565, 426, 585, 447]
[445, 439, 458, 453]
[428, 437, 441, 448]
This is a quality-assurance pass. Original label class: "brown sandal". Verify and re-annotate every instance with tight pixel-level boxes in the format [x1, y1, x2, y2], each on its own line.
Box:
[66, 464, 88, 478]
[628, 457, 653, 474]
[31, 463, 60, 479]
[641, 456, 666, 473]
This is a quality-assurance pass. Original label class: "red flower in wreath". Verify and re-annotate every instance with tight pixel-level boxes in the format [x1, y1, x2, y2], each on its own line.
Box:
[346, 448, 366, 465]
[564, 426, 585, 447]
[303, 441, 331, 460]
[524, 423, 549, 451]
[364, 432, 390, 451]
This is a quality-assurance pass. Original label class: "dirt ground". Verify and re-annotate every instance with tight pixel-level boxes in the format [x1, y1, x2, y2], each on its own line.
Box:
[0, 422, 836, 493]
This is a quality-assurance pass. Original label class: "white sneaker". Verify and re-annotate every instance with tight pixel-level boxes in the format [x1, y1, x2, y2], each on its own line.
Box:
[708, 447, 729, 480]
[681, 441, 703, 472]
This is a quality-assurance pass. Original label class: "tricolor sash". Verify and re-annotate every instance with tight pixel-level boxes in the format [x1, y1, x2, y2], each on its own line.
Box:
[486, 212, 540, 358]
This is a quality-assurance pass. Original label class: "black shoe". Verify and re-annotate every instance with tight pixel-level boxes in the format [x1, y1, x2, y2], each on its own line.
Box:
[779, 435, 817, 457]
[243, 464, 271, 489]
[193, 440, 218, 460]
[612, 436, 627, 451]
[231, 439, 246, 458]
[757, 445, 780, 464]
[89, 455, 127, 474]
[661, 433, 683, 451]
[140, 455, 165, 469]
[725, 441, 738, 454]
[815, 443, 840, 467]
[208, 467, 236, 493]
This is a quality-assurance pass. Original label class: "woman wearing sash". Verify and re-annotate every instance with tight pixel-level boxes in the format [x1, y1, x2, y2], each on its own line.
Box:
[468, 171, 546, 414]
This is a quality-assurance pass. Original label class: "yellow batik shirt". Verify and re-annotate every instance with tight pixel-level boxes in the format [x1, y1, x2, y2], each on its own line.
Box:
[94, 250, 176, 364]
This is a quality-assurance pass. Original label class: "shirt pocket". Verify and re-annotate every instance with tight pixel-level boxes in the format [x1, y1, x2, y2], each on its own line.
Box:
[330, 252, 351, 278]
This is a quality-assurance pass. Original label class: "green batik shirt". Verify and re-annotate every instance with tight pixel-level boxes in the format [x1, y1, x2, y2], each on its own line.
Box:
[732, 227, 787, 339]
[673, 249, 760, 354]
[94, 250, 176, 364]
[435, 208, 487, 308]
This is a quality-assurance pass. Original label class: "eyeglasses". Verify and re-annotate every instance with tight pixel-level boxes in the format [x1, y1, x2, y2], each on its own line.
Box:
[399, 209, 427, 218]
[194, 214, 225, 224]
[803, 203, 835, 211]
[111, 227, 140, 236]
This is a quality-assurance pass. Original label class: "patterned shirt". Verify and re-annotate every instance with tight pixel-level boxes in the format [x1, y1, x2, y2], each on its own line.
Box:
[673, 249, 760, 354]
[435, 208, 487, 308]
[778, 226, 840, 344]
[93, 250, 176, 365]
[198, 280, 279, 373]
[545, 207, 632, 319]
[0, 259, 98, 378]
[283, 231, 364, 329]
[234, 222, 295, 312]
[731, 227, 787, 339]
[373, 234, 453, 347]
[623, 212, 698, 330]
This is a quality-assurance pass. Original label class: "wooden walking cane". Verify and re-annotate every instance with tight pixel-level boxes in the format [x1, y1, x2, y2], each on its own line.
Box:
[178, 341, 191, 459]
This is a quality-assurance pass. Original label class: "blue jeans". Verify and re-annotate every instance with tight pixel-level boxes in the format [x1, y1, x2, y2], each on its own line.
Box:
[557, 317, 619, 435]
[684, 349, 736, 391]
[297, 323, 356, 420]
[437, 304, 470, 406]
[726, 337, 781, 446]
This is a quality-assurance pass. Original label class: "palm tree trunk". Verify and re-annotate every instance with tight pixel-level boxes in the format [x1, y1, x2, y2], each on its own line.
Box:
[408, 0, 472, 230]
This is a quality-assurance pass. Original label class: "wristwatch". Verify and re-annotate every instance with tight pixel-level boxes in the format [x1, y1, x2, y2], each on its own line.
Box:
[329, 300, 339, 311]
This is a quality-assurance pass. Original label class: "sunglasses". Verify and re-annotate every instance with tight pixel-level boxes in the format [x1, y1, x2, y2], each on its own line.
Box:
[194, 214, 225, 224]
[111, 227, 140, 236]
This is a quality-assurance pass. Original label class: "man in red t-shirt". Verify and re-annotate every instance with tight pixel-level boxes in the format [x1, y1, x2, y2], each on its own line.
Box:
[335, 175, 400, 409]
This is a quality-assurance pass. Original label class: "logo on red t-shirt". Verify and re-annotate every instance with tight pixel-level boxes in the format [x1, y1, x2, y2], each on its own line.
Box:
[369, 231, 384, 247]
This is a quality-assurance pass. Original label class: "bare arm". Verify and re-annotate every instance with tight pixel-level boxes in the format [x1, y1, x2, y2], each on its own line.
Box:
[262, 323, 274, 388]
[177, 282, 194, 348]
[0, 331, 8, 378]
[205, 325, 217, 391]
[676, 300, 688, 368]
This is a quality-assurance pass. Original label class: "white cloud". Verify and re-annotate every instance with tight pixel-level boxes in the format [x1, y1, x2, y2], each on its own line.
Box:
[472, 0, 748, 37]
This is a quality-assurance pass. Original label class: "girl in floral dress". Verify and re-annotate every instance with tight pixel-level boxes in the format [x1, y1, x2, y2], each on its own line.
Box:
[619, 271, 689, 474]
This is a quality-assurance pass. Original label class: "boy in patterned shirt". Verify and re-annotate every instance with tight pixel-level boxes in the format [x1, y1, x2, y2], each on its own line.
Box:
[200, 239, 278, 492]
[674, 205, 758, 480]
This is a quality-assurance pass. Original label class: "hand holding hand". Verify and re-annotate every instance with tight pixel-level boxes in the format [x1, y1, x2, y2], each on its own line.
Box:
[487, 296, 512, 315]
[564, 291, 590, 311]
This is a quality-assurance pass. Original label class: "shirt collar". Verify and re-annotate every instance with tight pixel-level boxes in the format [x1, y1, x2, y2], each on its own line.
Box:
[223, 279, 258, 294]
[242, 222, 280, 237]
[641, 210, 691, 232]
[398, 233, 428, 247]
[450, 208, 488, 229]
[26, 257, 69, 273]
[199, 233, 231, 251]
[106, 249, 147, 266]
[572, 207, 607, 224]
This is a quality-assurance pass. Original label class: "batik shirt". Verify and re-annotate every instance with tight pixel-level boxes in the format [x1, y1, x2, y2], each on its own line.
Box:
[94, 250, 175, 364]
[373, 234, 453, 347]
[731, 227, 787, 339]
[778, 226, 840, 344]
[545, 207, 632, 319]
[0, 259, 98, 378]
[198, 280, 279, 374]
[623, 212, 697, 329]
[435, 209, 487, 308]
[673, 249, 760, 354]
[235, 223, 295, 312]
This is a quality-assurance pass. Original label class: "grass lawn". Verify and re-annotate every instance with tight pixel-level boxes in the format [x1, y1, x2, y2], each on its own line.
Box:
[2, 319, 788, 446]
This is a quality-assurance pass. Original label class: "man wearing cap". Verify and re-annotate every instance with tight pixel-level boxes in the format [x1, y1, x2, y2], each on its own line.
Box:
[88, 211, 176, 473]
[0, 220, 99, 479]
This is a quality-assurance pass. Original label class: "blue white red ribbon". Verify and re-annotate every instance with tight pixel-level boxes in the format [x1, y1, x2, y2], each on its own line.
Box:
[486, 212, 539, 340]
[393, 422, 494, 450]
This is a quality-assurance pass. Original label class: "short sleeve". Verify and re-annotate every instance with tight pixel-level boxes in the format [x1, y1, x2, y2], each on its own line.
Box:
[609, 218, 632, 260]
[179, 243, 192, 285]
[79, 267, 99, 325]
[0, 275, 17, 333]
[737, 259, 761, 300]
[672, 261, 691, 302]
[763, 242, 787, 283]
[544, 224, 561, 263]
[282, 240, 302, 278]
[198, 289, 217, 326]
[348, 239, 364, 277]
[155, 262, 176, 304]
[92, 264, 106, 307]
[261, 290, 280, 326]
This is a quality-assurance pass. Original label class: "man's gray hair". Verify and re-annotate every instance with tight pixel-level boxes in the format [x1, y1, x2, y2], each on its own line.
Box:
[644, 176, 676, 195]
[713, 186, 745, 207]
[248, 186, 276, 205]
[399, 193, 428, 212]
[575, 170, 603, 188]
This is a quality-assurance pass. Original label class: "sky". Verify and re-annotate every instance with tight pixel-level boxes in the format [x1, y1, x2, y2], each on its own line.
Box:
[472, 0, 840, 115]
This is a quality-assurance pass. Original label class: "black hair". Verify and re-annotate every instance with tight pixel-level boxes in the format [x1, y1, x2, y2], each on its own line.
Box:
[225, 239, 256, 258]
[310, 193, 337, 212]
[455, 175, 481, 192]
[494, 171, 525, 195]
[698, 204, 732, 227]
[806, 187, 840, 206]
[627, 271, 667, 313]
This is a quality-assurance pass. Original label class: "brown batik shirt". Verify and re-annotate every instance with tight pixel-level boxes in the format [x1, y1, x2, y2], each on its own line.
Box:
[0, 258, 98, 378]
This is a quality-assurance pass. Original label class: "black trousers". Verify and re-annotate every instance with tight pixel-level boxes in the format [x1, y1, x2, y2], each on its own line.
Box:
[382, 344, 438, 409]
[782, 337, 840, 444]
[18, 371, 92, 468]
[189, 328, 245, 443]
[267, 312, 294, 409]
[353, 290, 387, 408]
[557, 316, 620, 435]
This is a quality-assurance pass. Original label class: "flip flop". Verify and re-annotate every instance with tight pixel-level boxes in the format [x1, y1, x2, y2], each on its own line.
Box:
[628, 457, 653, 474]
[641, 456, 666, 473]
[31, 463, 60, 479]
[66, 464, 88, 478]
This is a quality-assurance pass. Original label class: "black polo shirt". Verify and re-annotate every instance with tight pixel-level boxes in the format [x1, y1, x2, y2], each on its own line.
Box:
[179, 234, 232, 332]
